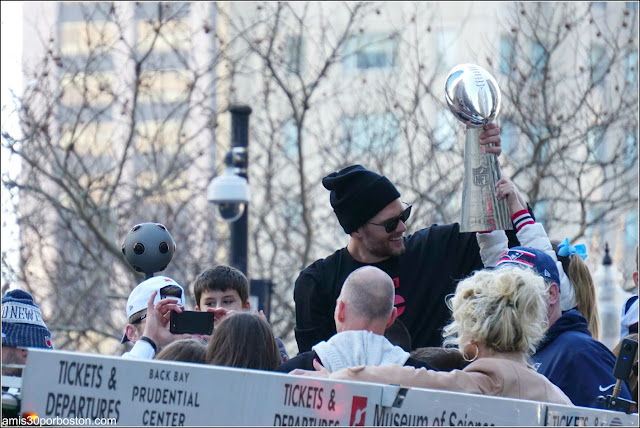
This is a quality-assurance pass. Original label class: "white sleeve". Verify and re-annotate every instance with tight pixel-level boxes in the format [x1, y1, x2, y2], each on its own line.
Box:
[516, 222, 577, 311]
[476, 230, 509, 267]
[121, 339, 156, 360]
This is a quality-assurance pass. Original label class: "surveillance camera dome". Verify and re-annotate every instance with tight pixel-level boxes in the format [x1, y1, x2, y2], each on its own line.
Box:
[207, 171, 250, 222]
[122, 222, 176, 275]
[217, 201, 246, 222]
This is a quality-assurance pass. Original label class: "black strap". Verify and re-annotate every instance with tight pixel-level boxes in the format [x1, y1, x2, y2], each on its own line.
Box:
[139, 336, 157, 353]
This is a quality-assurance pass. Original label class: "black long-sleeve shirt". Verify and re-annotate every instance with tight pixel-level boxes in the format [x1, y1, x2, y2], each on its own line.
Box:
[293, 223, 484, 354]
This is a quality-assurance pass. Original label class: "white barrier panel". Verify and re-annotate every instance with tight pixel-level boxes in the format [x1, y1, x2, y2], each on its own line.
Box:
[18, 349, 639, 426]
[383, 386, 543, 426]
[544, 403, 638, 427]
[20, 349, 381, 426]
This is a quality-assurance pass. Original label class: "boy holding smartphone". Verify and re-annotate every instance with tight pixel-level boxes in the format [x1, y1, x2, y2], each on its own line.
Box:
[194, 266, 251, 326]
[193, 265, 289, 362]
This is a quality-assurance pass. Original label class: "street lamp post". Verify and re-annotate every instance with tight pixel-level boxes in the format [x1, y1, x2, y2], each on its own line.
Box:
[207, 105, 272, 318]
[596, 242, 625, 349]
[207, 106, 251, 276]
[228, 105, 252, 276]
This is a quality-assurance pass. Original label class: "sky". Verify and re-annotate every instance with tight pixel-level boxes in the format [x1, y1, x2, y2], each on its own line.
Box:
[1, 1, 23, 280]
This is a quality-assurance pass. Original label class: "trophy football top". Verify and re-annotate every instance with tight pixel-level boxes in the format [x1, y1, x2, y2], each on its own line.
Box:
[445, 63, 501, 128]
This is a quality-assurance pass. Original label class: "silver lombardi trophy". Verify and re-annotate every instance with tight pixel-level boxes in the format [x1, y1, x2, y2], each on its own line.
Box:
[445, 63, 512, 233]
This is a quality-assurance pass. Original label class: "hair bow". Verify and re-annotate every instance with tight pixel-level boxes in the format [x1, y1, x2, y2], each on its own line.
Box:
[557, 238, 587, 260]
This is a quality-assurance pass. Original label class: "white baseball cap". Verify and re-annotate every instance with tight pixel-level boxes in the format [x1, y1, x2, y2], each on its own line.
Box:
[121, 276, 185, 343]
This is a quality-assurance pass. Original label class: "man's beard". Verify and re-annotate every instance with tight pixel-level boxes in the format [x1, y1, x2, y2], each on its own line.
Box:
[367, 237, 406, 259]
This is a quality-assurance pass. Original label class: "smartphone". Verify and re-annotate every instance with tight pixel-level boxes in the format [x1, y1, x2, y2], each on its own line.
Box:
[613, 338, 638, 380]
[169, 311, 215, 335]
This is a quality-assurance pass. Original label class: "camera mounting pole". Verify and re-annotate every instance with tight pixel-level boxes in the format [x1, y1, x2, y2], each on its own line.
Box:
[228, 105, 252, 277]
[597, 337, 638, 414]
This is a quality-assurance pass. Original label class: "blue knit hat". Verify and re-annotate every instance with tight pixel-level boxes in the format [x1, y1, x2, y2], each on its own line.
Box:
[2, 289, 53, 349]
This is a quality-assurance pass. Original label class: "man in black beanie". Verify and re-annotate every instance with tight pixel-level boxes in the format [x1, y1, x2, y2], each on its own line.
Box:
[293, 123, 504, 353]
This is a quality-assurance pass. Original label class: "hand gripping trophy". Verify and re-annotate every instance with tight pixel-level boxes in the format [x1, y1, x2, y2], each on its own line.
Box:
[445, 64, 512, 232]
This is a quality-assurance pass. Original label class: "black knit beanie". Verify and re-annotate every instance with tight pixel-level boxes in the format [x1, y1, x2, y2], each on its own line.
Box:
[322, 165, 400, 234]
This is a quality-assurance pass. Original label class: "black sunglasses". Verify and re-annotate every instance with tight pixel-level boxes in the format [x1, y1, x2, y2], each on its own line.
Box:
[368, 204, 412, 233]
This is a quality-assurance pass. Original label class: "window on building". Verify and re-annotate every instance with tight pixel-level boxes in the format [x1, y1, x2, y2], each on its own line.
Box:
[60, 21, 118, 57]
[529, 122, 549, 160]
[343, 33, 398, 71]
[60, 71, 115, 106]
[60, 122, 116, 157]
[590, 44, 607, 85]
[284, 35, 304, 75]
[625, 128, 639, 167]
[499, 35, 515, 75]
[500, 120, 518, 155]
[625, 50, 638, 87]
[135, 119, 185, 154]
[587, 125, 605, 163]
[627, 2, 638, 10]
[625, 210, 639, 246]
[135, 2, 190, 20]
[59, 2, 112, 22]
[531, 41, 548, 80]
[585, 208, 605, 241]
[139, 51, 190, 71]
[283, 197, 303, 228]
[341, 112, 398, 152]
[136, 170, 190, 204]
[532, 200, 549, 226]
[283, 119, 301, 158]
[134, 102, 189, 123]
[434, 110, 458, 150]
[138, 70, 192, 103]
[137, 18, 191, 53]
[62, 53, 113, 73]
[77, 173, 116, 205]
[436, 29, 457, 73]
[57, 104, 112, 125]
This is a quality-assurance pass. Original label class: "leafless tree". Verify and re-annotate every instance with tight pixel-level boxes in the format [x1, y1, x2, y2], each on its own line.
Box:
[2, 2, 223, 352]
[220, 2, 484, 352]
[218, 1, 383, 348]
[221, 1, 637, 354]
[2, 1, 636, 356]
[493, 2, 638, 267]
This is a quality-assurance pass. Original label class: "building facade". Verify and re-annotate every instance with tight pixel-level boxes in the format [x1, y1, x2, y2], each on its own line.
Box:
[15, 1, 639, 353]
[18, 1, 221, 353]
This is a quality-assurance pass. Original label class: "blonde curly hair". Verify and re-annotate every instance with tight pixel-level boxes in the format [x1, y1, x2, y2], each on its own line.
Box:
[442, 264, 550, 359]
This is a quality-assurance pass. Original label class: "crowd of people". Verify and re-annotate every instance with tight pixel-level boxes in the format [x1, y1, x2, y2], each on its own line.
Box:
[2, 123, 639, 414]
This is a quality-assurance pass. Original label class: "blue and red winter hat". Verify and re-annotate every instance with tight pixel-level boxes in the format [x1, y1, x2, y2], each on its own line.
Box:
[2, 289, 53, 349]
[496, 246, 561, 289]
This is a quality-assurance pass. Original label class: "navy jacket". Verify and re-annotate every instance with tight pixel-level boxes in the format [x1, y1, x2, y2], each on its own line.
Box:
[532, 309, 632, 408]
